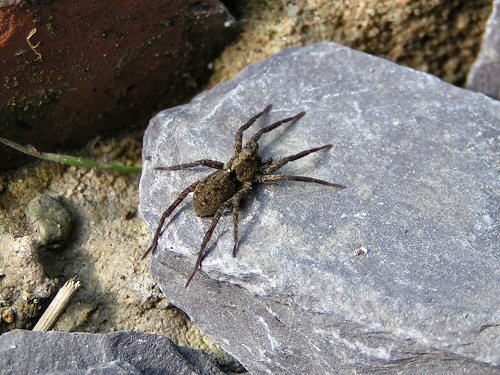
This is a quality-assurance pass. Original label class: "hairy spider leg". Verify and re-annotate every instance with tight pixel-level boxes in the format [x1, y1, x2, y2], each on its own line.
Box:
[249, 111, 306, 144]
[261, 156, 273, 168]
[185, 204, 226, 287]
[142, 181, 200, 259]
[263, 144, 332, 174]
[261, 174, 346, 189]
[154, 160, 223, 171]
[233, 104, 272, 156]
[231, 182, 252, 257]
[232, 207, 240, 257]
[185, 183, 252, 287]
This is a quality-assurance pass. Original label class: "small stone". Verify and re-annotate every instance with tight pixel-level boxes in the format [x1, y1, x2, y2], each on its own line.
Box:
[25, 194, 73, 249]
[353, 246, 368, 256]
[1, 307, 15, 323]
[123, 207, 137, 220]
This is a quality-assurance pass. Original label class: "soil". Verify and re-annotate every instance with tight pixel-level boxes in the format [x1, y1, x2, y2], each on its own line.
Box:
[0, 131, 234, 364]
[211, 0, 492, 87]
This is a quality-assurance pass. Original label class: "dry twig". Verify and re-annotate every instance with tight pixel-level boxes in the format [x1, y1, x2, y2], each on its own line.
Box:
[33, 276, 81, 331]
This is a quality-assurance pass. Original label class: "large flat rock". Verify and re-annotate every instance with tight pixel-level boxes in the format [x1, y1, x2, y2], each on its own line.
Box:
[0, 330, 225, 375]
[139, 42, 500, 374]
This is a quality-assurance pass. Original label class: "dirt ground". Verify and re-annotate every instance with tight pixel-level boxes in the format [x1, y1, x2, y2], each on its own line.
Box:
[0, 131, 235, 363]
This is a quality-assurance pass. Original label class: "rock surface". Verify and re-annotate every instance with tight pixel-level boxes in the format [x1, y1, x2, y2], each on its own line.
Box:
[0, 0, 235, 169]
[0, 329, 226, 375]
[467, 0, 500, 99]
[140, 42, 500, 374]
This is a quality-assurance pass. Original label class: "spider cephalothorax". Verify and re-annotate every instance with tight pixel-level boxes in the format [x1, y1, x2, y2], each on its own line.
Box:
[144, 105, 346, 286]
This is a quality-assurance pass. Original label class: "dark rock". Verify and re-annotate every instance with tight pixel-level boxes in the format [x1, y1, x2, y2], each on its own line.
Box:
[139, 42, 500, 374]
[0, 330, 226, 375]
[0, 0, 236, 169]
[25, 194, 73, 249]
[467, 0, 500, 99]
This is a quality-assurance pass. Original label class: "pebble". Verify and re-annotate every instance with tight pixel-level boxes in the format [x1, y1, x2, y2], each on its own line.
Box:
[25, 194, 74, 249]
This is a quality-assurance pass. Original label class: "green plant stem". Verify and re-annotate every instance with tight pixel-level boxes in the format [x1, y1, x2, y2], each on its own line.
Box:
[0, 137, 141, 174]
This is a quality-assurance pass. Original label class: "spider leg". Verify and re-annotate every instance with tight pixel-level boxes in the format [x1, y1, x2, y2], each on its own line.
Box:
[232, 206, 240, 257]
[261, 156, 273, 168]
[142, 180, 200, 259]
[234, 104, 272, 156]
[185, 205, 226, 287]
[185, 182, 252, 287]
[261, 174, 346, 189]
[263, 144, 332, 174]
[249, 111, 305, 144]
[232, 182, 252, 257]
[155, 160, 223, 171]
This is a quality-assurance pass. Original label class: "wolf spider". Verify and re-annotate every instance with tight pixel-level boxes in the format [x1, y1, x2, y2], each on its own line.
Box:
[144, 105, 346, 287]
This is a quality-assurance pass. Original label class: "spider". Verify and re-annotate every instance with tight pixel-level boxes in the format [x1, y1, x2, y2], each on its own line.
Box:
[143, 104, 346, 287]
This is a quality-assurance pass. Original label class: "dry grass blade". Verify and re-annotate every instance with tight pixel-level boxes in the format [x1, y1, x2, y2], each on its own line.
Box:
[32, 276, 81, 331]
[0, 137, 141, 174]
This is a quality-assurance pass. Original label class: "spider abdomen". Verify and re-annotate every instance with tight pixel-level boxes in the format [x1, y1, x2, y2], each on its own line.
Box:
[193, 170, 236, 217]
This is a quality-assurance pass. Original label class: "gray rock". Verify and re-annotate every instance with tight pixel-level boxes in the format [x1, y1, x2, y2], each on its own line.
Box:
[25, 194, 73, 249]
[47, 360, 142, 375]
[139, 42, 500, 374]
[467, 0, 500, 99]
[0, 330, 226, 375]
